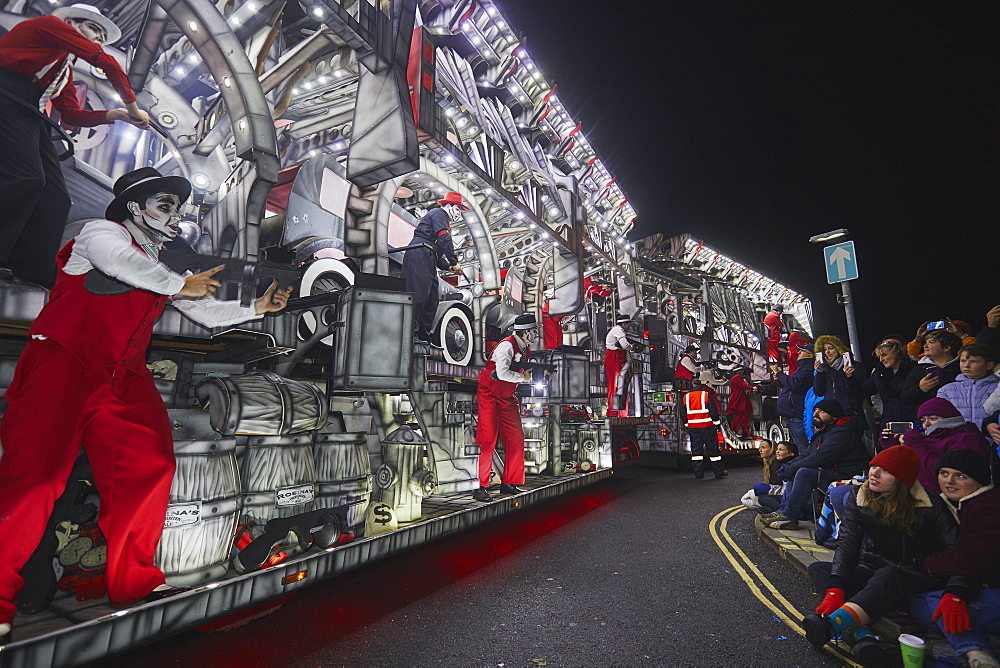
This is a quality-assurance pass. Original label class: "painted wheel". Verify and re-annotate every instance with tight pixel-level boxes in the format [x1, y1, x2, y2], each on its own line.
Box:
[297, 258, 355, 346]
[766, 421, 785, 444]
[375, 463, 398, 490]
[437, 307, 474, 366]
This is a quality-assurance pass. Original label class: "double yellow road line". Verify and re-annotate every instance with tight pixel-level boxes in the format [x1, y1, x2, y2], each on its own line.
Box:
[709, 505, 860, 667]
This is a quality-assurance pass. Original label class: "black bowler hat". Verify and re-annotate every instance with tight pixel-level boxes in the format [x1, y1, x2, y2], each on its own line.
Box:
[105, 167, 192, 222]
[512, 314, 539, 330]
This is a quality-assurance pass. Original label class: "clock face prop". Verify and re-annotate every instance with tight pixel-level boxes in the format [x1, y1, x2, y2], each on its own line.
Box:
[58, 536, 94, 566]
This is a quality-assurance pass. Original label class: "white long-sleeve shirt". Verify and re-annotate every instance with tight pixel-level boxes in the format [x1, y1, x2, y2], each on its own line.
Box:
[491, 335, 530, 383]
[60, 219, 261, 329]
[605, 325, 632, 351]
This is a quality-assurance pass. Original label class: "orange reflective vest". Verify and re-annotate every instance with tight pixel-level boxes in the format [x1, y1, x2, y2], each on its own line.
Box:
[684, 390, 716, 428]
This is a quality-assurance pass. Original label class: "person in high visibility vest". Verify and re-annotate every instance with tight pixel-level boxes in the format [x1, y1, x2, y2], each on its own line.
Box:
[683, 377, 728, 479]
[604, 313, 632, 417]
[472, 313, 540, 502]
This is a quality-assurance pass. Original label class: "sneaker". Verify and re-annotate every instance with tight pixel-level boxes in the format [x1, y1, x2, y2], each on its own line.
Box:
[800, 613, 833, 649]
[766, 514, 799, 530]
[715, 470, 729, 479]
[759, 510, 782, 520]
[851, 637, 899, 666]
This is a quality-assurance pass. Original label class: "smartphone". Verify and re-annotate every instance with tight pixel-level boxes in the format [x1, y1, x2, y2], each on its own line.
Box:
[925, 366, 942, 379]
[841, 351, 853, 367]
[927, 320, 947, 330]
[887, 421, 913, 434]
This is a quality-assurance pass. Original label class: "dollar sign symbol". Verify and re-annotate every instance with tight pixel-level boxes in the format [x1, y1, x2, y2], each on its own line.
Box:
[374, 505, 391, 525]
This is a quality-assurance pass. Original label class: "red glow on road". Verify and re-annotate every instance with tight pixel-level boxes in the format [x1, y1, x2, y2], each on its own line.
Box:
[102, 486, 620, 668]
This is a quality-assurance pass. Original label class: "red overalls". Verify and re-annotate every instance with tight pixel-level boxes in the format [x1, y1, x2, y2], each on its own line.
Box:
[604, 347, 628, 417]
[0, 236, 176, 623]
[475, 335, 528, 487]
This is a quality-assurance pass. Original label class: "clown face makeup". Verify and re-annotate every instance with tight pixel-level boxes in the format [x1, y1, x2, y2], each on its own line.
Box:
[67, 18, 108, 45]
[127, 192, 182, 240]
[442, 203, 464, 223]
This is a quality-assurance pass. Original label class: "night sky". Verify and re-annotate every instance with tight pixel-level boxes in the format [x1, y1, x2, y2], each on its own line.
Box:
[499, 0, 998, 357]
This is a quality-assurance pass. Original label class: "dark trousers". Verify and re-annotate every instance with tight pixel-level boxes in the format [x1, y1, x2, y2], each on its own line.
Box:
[689, 426, 725, 478]
[400, 246, 438, 342]
[809, 561, 942, 622]
[0, 70, 72, 288]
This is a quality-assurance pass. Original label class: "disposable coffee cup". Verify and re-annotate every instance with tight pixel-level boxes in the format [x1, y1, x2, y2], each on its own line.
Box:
[898, 633, 925, 668]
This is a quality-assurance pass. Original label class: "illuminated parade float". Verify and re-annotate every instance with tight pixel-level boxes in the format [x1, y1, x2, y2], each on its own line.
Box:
[0, 0, 811, 663]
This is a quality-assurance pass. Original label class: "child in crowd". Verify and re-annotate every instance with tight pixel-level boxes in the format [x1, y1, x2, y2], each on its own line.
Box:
[759, 439, 779, 485]
[937, 344, 999, 426]
[742, 441, 799, 512]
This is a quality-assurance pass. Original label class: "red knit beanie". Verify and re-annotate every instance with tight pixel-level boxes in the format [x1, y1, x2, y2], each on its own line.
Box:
[870, 445, 921, 488]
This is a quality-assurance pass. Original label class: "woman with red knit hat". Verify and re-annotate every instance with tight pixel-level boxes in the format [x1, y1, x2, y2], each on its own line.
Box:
[800, 445, 958, 665]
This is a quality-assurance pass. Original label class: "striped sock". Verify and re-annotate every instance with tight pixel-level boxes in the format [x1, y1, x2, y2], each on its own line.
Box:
[828, 607, 861, 634]
[852, 626, 876, 642]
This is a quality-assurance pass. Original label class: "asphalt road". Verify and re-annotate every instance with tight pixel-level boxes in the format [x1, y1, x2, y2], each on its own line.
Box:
[100, 463, 848, 667]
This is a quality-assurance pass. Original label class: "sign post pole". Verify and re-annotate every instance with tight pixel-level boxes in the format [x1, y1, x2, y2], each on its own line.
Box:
[821, 239, 861, 357]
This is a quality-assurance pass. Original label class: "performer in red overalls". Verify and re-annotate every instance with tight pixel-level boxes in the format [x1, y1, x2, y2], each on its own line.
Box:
[472, 314, 540, 502]
[604, 313, 632, 416]
[673, 343, 698, 389]
[763, 304, 785, 364]
[0, 4, 152, 287]
[726, 367, 756, 437]
[0, 168, 292, 640]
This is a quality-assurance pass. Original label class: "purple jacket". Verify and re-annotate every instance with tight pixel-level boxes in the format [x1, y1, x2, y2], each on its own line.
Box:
[936, 373, 999, 426]
[901, 418, 991, 491]
[924, 485, 1000, 600]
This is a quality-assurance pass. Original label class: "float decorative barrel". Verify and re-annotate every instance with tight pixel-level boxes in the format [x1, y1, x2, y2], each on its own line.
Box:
[196, 371, 326, 436]
[238, 433, 317, 524]
[313, 432, 373, 530]
[156, 409, 240, 587]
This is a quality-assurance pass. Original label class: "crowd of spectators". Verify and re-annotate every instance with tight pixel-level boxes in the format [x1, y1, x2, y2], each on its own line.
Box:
[757, 306, 1000, 666]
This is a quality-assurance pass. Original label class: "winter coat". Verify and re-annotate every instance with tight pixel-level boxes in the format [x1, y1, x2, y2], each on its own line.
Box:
[936, 373, 1000, 426]
[813, 356, 865, 418]
[861, 357, 920, 425]
[827, 482, 958, 591]
[779, 416, 869, 481]
[762, 455, 781, 485]
[727, 374, 754, 415]
[900, 356, 962, 407]
[901, 418, 991, 492]
[777, 357, 813, 418]
[924, 485, 1000, 600]
[984, 386, 1000, 418]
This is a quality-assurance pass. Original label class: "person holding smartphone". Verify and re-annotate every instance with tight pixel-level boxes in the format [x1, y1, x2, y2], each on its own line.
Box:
[862, 340, 919, 431]
[813, 335, 865, 420]
[901, 329, 964, 407]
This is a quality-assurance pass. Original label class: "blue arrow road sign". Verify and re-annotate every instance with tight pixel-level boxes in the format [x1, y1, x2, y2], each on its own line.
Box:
[823, 241, 859, 283]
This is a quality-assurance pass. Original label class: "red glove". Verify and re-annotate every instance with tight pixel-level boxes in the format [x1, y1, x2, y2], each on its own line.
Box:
[932, 595, 971, 634]
[816, 588, 846, 615]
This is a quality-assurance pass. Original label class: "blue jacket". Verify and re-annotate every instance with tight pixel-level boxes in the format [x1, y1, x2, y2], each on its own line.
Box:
[937, 373, 1000, 426]
[776, 357, 814, 418]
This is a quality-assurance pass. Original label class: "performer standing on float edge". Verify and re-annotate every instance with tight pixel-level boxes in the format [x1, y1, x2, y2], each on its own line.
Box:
[763, 304, 785, 364]
[604, 313, 632, 416]
[683, 376, 728, 479]
[673, 343, 698, 389]
[400, 192, 467, 345]
[472, 314, 540, 502]
[0, 3, 152, 287]
[0, 168, 292, 638]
